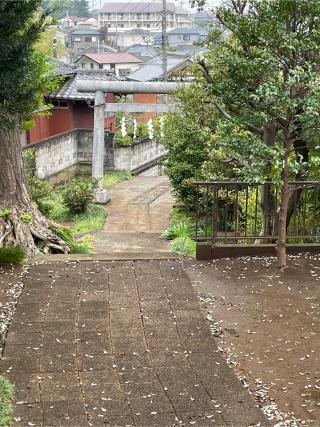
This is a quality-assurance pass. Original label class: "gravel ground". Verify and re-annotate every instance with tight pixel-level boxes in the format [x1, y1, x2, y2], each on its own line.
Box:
[0, 264, 29, 355]
[186, 254, 320, 426]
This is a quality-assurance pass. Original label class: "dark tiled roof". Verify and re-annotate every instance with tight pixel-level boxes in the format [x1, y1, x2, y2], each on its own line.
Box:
[48, 70, 118, 101]
[48, 58, 76, 77]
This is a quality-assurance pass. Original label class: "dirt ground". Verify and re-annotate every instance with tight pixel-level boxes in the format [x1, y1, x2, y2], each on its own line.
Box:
[186, 254, 320, 425]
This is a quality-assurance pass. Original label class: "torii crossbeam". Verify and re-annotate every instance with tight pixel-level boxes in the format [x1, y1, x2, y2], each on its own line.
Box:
[76, 80, 184, 203]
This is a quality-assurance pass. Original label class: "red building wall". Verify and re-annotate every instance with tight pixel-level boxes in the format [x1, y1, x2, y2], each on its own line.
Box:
[133, 93, 157, 123]
[28, 96, 115, 144]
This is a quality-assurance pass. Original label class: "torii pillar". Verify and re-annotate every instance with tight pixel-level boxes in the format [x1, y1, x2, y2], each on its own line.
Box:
[92, 90, 109, 204]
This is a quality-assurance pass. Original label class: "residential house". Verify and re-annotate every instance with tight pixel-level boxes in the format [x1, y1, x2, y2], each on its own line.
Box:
[107, 29, 153, 50]
[68, 29, 105, 61]
[75, 52, 142, 78]
[126, 44, 157, 63]
[167, 28, 208, 48]
[28, 59, 116, 144]
[98, 2, 192, 32]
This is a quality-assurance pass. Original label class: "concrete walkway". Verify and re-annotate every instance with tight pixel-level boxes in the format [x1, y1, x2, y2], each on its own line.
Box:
[1, 260, 268, 426]
[94, 176, 173, 254]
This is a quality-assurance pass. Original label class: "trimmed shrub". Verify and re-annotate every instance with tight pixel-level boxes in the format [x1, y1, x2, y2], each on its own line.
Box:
[62, 177, 98, 214]
[114, 133, 132, 146]
[136, 123, 148, 139]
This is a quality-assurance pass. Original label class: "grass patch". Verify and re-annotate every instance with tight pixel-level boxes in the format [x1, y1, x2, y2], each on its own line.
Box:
[0, 376, 14, 426]
[103, 170, 132, 189]
[0, 247, 26, 265]
[51, 225, 93, 254]
[73, 204, 107, 234]
[46, 191, 106, 232]
[162, 220, 194, 240]
[162, 208, 196, 257]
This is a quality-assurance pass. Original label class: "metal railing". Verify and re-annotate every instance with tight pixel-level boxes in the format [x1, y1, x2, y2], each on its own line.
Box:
[193, 181, 320, 245]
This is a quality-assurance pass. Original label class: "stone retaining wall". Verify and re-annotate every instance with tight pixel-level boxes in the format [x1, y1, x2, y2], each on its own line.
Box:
[25, 129, 166, 181]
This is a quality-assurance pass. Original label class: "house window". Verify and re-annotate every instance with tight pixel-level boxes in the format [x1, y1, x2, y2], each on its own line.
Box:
[137, 24, 141, 28]
[120, 24, 124, 28]
[74, 36, 81, 41]
[99, 64, 103, 69]
[110, 64, 115, 70]
[90, 62, 94, 69]
[183, 35, 190, 41]
[81, 63, 85, 69]
[85, 36, 92, 42]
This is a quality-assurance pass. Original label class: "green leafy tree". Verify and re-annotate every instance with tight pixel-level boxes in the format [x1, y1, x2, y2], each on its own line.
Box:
[42, 0, 90, 18]
[71, 0, 90, 17]
[0, 0, 69, 255]
[161, 82, 220, 208]
[177, 0, 320, 267]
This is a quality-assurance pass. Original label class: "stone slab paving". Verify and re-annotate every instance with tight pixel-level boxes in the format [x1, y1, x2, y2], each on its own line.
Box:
[1, 260, 269, 426]
[94, 176, 173, 254]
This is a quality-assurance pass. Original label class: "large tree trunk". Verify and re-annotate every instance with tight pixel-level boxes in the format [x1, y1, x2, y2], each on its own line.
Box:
[0, 123, 69, 256]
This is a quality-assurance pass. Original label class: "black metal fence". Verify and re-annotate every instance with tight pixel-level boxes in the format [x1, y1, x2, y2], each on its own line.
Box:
[193, 181, 320, 245]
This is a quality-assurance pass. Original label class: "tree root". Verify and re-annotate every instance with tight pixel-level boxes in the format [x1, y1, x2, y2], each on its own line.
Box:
[0, 206, 69, 256]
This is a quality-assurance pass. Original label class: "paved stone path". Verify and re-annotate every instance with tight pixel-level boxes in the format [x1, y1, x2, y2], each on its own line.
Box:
[94, 176, 173, 254]
[1, 260, 268, 426]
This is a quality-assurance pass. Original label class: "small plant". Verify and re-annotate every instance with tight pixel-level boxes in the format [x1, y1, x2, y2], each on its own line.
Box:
[171, 236, 196, 257]
[0, 376, 15, 426]
[62, 177, 98, 214]
[51, 225, 93, 254]
[162, 220, 194, 240]
[20, 213, 32, 223]
[0, 209, 10, 219]
[114, 133, 133, 146]
[0, 247, 26, 265]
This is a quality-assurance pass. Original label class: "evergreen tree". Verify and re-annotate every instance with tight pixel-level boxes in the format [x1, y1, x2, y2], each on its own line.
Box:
[0, 0, 69, 254]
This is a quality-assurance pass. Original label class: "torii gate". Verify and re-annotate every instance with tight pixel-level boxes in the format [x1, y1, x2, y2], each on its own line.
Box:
[76, 80, 182, 203]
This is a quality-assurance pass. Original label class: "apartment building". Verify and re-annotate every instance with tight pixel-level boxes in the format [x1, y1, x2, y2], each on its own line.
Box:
[98, 2, 192, 32]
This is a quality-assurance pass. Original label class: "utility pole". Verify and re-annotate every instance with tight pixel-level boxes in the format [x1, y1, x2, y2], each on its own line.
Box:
[162, 0, 168, 81]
